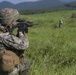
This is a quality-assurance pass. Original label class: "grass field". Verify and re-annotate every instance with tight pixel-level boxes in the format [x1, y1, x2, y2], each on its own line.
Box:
[20, 10, 76, 75]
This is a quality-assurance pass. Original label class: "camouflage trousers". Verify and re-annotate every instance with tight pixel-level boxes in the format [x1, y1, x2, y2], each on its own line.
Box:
[0, 59, 30, 75]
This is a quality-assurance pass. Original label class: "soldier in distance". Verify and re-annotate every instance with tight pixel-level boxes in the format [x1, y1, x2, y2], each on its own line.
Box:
[59, 19, 63, 28]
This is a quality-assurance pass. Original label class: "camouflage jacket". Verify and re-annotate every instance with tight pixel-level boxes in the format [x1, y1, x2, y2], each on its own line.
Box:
[0, 32, 29, 51]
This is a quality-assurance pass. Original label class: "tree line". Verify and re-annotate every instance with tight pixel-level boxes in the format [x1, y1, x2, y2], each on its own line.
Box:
[19, 7, 76, 15]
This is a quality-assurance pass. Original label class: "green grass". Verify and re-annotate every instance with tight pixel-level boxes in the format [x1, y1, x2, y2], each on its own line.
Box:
[19, 10, 76, 75]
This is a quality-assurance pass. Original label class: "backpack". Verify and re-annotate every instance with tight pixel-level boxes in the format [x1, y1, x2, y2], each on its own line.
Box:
[0, 50, 19, 72]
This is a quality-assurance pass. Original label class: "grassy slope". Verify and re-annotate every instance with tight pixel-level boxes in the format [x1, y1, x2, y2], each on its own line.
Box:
[20, 10, 76, 75]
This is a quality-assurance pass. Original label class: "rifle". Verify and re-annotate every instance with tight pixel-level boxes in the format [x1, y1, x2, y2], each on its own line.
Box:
[7, 18, 38, 34]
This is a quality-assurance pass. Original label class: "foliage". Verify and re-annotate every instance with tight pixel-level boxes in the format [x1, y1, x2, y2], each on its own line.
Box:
[19, 9, 53, 15]
[19, 8, 76, 15]
[18, 10, 76, 75]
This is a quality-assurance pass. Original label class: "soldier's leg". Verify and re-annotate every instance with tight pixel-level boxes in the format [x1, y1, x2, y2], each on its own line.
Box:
[19, 59, 30, 75]
[7, 60, 30, 75]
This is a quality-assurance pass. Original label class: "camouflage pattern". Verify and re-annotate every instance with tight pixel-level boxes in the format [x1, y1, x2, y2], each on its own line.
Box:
[0, 8, 19, 27]
[0, 24, 5, 31]
[0, 32, 28, 50]
[0, 32, 28, 51]
[0, 58, 30, 75]
[0, 8, 30, 75]
[0, 8, 29, 50]
[0, 31, 28, 73]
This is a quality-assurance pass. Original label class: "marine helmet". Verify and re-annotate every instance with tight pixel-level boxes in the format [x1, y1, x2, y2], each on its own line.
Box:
[0, 8, 19, 26]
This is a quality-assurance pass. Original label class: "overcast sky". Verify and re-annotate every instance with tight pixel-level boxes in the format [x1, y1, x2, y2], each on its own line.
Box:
[0, 0, 76, 4]
[0, 0, 39, 4]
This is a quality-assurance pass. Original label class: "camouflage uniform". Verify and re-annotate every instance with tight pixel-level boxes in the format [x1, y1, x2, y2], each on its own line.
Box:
[0, 32, 28, 50]
[59, 19, 63, 28]
[0, 8, 30, 75]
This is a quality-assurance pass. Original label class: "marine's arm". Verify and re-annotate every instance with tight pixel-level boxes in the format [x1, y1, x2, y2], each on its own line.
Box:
[0, 32, 29, 50]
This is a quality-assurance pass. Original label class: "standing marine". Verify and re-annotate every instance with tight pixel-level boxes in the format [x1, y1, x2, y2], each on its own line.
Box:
[0, 8, 30, 75]
[59, 19, 63, 28]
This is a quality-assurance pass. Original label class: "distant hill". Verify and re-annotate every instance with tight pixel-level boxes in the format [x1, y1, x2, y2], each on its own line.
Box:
[64, 1, 76, 8]
[0, 1, 14, 10]
[60, 0, 76, 3]
[0, 0, 64, 10]
[0, 0, 76, 11]
[15, 0, 64, 10]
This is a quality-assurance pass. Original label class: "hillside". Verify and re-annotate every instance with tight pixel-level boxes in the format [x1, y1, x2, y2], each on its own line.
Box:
[16, 0, 64, 10]
[65, 1, 76, 8]
[0, 0, 76, 11]
[60, 0, 76, 3]
[0, 1, 14, 10]
[0, 0, 64, 10]
[20, 10, 76, 75]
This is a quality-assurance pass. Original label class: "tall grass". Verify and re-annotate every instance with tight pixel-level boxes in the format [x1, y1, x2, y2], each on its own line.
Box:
[20, 10, 76, 75]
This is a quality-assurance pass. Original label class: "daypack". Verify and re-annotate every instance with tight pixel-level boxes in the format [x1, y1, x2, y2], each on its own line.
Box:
[0, 50, 19, 72]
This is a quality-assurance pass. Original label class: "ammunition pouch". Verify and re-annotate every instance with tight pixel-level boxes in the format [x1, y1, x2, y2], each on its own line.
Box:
[0, 50, 19, 72]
